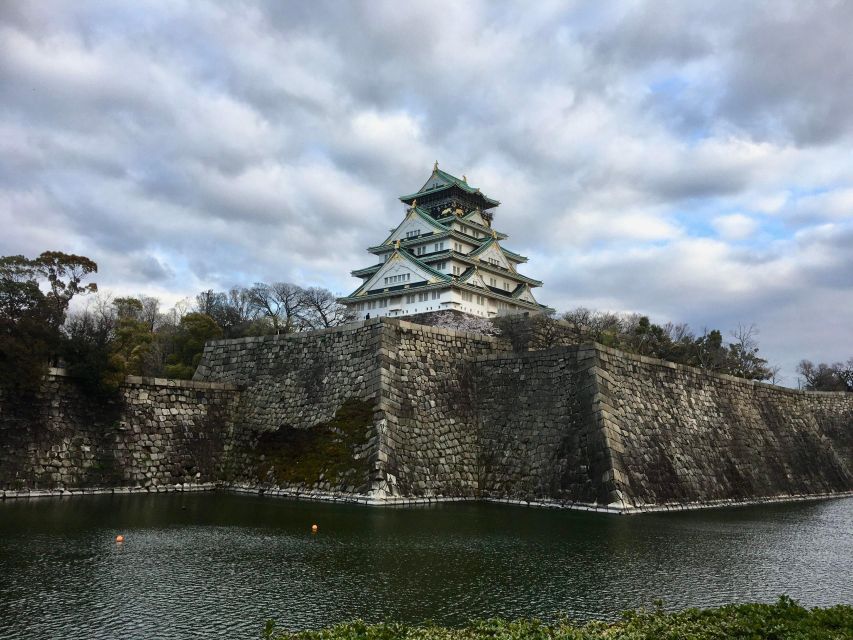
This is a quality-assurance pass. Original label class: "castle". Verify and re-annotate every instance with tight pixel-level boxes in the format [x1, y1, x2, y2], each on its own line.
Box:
[2, 169, 852, 512]
[340, 163, 551, 320]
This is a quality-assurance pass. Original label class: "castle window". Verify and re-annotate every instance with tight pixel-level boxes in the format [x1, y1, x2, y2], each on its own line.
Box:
[432, 291, 440, 300]
[406, 294, 415, 303]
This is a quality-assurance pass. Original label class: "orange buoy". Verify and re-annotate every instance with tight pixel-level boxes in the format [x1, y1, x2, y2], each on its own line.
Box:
[115, 534, 125, 543]
[311, 524, 318, 534]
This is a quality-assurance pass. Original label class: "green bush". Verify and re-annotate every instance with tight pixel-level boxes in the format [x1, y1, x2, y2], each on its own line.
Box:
[264, 597, 853, 640]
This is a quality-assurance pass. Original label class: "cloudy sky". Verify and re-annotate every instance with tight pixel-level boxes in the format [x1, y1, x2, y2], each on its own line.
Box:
[2, 1, 852, 383]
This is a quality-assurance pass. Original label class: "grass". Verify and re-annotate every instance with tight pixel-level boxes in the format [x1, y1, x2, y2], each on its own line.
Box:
[263, 597, 853, 639]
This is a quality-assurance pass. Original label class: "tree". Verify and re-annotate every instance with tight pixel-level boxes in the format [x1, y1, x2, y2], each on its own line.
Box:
[726, 324, 771, 381]
[0, 252, 97, 391]
[164, 313, 223, 379]
[300, 286, 355, 329]
[195, 287, 264, 338]
[247, 282, 306, 334]
[62, 298, 126, 394]
[111, 296, 159, 376]
[560, 305, 777, 380]
[36, 251, 98, 327]
[797, 359, 852, 391]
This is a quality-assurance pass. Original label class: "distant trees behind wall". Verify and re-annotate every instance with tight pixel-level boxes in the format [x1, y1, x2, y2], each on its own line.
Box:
[796, 359, 853, 392]
[0, 251, 354, 394]
[2, 251, 850, 392]
[67, 283, 355, 385]
[560, 308, 779, 382]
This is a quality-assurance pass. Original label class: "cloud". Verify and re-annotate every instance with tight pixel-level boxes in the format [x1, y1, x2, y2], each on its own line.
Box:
[712, 214, 759, 240]
[1, 0, 852, 383]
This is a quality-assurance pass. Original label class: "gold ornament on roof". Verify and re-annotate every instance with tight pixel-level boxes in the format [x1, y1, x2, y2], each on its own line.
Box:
[492, 229, 497, 239]
[462, 174, 467, 183]
[433, 160, 439, 171]
[395, 239, 401, 249]
[411, 199, 417, 208]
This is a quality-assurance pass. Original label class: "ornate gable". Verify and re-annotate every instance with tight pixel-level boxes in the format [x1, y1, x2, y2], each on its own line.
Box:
[462, 209, 489, 227]
[459, 267, 488, 289]
[471, 240, 513, 271]
[353, 250, 448, 296]
[418, 169, 453, 193]
[382, 208, 447, 245]
[514, 284, 538, 304]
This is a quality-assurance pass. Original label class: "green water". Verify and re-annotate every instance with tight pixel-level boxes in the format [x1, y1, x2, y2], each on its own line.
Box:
[0, 493, 851, 639]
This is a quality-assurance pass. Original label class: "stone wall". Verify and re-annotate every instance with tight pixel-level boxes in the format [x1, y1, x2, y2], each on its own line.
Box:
[595, 345, 853, 508]
[473, 346, 609, 505]
[472, 344, 853, 510]
[376, 320, 509, 497]
[193, 318, 508, 498]
[0, 371, 239, 491]
[193, 320, 384, 493]
[3, 319, 851, 511]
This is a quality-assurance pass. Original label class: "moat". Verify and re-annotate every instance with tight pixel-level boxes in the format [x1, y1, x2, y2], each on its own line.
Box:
[1, 494, 851, 640]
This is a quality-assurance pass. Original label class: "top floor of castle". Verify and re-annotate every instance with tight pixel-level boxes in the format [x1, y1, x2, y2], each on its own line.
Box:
[339, 164, 551, 320]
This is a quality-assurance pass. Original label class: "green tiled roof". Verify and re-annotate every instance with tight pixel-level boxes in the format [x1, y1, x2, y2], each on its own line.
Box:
[467, 237, 497, 258]
[465, 238, 528, 263]
[501, 247, 528, 263]
[399, 167, 500, 206]
[435, 215, 508, 240]
[351, 263, 383, 277]
[402, 249, 454, 282]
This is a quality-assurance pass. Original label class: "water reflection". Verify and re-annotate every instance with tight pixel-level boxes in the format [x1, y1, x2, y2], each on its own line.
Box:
[0, 494, 850, 639]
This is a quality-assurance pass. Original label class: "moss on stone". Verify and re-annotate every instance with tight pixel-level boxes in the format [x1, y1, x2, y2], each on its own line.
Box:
[256, 397, 375, 490]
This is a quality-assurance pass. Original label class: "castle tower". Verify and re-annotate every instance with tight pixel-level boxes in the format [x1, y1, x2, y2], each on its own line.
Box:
[339, 164, 551, 320]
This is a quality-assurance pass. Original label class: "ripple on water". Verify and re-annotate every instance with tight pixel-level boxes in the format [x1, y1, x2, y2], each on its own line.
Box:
[0, 494, 851, 639]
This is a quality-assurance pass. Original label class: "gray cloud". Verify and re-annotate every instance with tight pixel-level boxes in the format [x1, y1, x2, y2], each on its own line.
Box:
[1, 0, 852, 382]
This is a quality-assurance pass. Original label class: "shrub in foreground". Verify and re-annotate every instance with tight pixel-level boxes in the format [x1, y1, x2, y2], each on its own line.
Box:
[264, 597, 853, 640]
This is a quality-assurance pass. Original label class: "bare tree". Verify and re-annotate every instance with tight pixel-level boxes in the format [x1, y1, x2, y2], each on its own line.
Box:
[727, 324, 771, 380]
[797, 359, 851, 391]
[138, 295, 160, 331]
[194, 289, 220, 316]
[767, 365, 783, 386]
[300, 286, 354, 329]
[247, 282, 307, 334]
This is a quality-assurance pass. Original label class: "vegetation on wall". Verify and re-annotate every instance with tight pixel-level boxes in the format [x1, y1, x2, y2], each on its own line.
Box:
[264, 597, 853, 640]
[490, 309, 778, 382]
[256, 398, 375, 490]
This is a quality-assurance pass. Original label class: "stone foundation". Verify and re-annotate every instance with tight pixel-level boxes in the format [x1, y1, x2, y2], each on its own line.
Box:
[2, 318, 851, 513]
